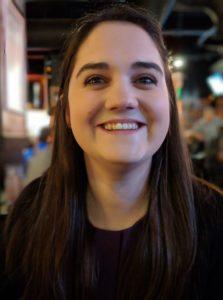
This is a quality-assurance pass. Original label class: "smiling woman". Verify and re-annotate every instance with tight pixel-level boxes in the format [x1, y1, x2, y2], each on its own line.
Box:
[1, 3, 223, 300]
[68, 21, 169, 176]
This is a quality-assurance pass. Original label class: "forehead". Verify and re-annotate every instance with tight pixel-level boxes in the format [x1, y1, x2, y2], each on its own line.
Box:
[74, 21, 163, 70]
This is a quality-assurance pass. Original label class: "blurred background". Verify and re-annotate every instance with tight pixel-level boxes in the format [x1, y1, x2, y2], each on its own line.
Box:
[0, 0, 223, 214]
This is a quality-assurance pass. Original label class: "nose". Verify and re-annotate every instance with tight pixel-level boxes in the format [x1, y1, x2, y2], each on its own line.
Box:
[104, 80, 139, 111]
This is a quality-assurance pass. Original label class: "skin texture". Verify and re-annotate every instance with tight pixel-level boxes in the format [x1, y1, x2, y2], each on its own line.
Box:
[67, 21, 170, 229]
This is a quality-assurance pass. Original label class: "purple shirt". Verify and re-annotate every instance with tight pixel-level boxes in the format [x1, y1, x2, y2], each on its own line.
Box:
[89, 217, 144, 300]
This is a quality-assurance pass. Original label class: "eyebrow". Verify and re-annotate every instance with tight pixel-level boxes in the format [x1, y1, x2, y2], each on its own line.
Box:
[76, 61, 164, 78]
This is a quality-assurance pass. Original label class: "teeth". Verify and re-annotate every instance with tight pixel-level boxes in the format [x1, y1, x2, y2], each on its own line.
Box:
[103, 122, 139, 130]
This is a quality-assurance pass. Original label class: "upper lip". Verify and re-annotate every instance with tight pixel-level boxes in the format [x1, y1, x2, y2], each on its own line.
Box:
[98, 119, 147, 126]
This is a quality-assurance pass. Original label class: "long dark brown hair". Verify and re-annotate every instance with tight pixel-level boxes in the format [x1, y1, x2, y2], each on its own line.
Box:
[4, 4, 197, 300]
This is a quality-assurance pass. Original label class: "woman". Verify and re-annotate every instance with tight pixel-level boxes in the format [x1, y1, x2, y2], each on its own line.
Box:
[1, 4, 223, 300]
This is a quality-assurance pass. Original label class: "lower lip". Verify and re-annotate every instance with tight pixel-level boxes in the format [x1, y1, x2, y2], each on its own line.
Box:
[98, 125, 145, 135]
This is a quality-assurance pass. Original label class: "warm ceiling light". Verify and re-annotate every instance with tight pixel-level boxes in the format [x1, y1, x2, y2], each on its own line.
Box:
[173, 57, 185, 68]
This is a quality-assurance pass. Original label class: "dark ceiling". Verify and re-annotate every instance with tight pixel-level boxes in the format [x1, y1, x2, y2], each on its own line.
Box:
[12, 0, 223, 57]
[11, 0, 223, 97]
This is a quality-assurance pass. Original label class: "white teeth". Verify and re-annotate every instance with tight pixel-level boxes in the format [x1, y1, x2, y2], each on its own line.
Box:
[103, 122, 139, 130]
[105, 123, 112, 130]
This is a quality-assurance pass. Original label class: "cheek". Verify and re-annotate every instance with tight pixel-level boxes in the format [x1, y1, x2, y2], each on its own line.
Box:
[158, 87, 169, 119]
[145, 88, 170, 127]
[156, 100, 170, 126]
[68, 92, 102, 130]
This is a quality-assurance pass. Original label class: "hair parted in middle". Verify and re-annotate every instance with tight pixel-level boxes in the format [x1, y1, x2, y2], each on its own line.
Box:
[5, 4, 197, 300]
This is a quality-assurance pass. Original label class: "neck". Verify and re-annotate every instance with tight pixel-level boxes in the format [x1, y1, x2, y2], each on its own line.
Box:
[85, 157, 151, 230]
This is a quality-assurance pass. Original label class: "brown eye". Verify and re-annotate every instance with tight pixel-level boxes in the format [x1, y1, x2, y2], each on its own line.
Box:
[84, 76, 106, 86]
[135, 76, 157, 85]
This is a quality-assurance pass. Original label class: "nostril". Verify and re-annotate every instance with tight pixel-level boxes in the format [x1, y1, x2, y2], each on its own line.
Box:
[104, 96, 139, 110]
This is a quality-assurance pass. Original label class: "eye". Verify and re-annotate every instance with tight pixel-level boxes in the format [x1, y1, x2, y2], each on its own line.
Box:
[134, 75, 157, 86]
[84, 76, 107, 86]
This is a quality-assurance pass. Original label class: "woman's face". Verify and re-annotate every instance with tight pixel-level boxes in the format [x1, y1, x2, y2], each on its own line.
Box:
[68, 21, 170, 166]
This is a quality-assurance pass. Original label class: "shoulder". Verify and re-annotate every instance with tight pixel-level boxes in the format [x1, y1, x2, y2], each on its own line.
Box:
[191, 179, 223, 298]
[193, 178, 223, 229]
[0, 177, 45, 297]
[193, 177, 223, 204]
[0, 176, 44, 244]
[13, 176, 45, 209]
[4, 176, 46, 239]
[192, 178, 223, 261]
[22, 176, 44, 194]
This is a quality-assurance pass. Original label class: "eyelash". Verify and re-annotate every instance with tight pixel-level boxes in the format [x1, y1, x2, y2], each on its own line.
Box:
[84, 75, 157, 87]
[135, 75, 157, 85]
[84, 76, 107, 86]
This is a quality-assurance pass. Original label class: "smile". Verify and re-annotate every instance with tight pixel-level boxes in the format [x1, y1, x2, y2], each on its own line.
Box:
[103, 122, 139, 130]
[98, 118, 146, 132]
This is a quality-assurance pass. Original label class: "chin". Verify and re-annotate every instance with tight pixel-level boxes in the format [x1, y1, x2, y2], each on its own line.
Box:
[99, 151, 152, 165]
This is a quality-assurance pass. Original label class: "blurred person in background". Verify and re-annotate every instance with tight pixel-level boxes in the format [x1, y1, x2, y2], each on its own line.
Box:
[23, 127, 52, 186]
[185, 105, 223, 175]
[23, 107, 55, 186]
[21, 140, 34, 174]
[216, 95, 223, 120]
[0, 158, 6, 215]
[2, 167, 23, 212]
[1, 4, 223, 300]
[186, 105, 223, 148]
[205, 127, 223, 188]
